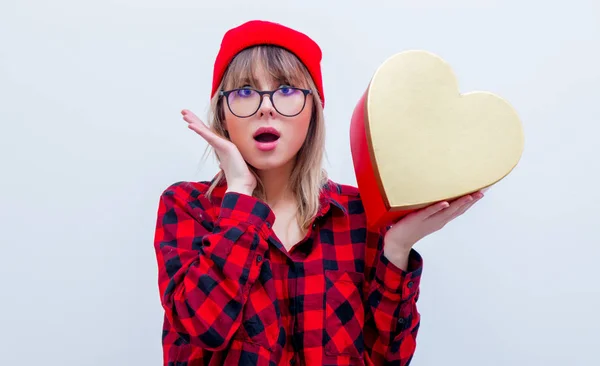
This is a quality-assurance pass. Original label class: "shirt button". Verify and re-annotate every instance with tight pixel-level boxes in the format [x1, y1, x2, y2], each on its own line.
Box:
[407, 281, 414, 288]
[266, 222, 271, 228]
[256, 255, 263, 263]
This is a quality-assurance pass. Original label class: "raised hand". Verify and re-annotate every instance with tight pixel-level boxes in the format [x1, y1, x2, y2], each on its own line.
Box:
[181, 109, 256, 196]
[383, 191, 485, 268]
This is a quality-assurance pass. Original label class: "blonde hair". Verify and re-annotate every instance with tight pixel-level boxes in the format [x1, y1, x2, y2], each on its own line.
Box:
[204, 45, 328, 230]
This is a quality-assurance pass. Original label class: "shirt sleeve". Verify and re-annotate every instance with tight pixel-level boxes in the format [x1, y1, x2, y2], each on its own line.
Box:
[153, 182, 275, 351]
[363, 226, 423, 365]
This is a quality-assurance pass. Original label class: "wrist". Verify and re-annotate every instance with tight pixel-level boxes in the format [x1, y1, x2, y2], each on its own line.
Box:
[383, 245, 412, 271]
[226, 184, 254, 196]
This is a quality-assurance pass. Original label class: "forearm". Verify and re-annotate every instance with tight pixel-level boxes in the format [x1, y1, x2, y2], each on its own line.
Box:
[365, 248, 423, 364]
[155, 189, 275, 350]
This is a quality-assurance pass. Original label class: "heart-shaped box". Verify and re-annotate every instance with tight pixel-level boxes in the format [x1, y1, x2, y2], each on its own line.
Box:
[350, 50, 524, 230]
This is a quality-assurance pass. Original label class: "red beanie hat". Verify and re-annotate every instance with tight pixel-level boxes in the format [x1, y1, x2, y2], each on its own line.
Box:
[211, 20, 325, 107]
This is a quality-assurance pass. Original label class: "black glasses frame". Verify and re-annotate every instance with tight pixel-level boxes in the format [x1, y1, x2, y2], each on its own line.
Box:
[219, 87, 312, 118]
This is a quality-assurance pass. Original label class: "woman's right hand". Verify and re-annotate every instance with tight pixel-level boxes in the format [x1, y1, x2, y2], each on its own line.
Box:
[181, 109, 256, 196]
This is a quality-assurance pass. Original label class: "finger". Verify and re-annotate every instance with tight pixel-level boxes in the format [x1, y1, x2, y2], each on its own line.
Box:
[472, 191, 485, 200]
[429, 194, 474, 221]
[448, 195, 481, 221]
[186, 121, 214, 142]
[181, 109, 205, 123]
[449, 191, 483, 218]
[182, 110, 222, 147]
[415, 201, 451, 220]
[182, 109, 209, 131]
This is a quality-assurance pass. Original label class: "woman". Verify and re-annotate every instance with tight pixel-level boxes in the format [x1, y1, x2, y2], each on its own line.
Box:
[154, 20, 483, 366]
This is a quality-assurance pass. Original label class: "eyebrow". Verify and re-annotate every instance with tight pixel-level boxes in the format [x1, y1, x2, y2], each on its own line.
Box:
[235, 75, 293, 89]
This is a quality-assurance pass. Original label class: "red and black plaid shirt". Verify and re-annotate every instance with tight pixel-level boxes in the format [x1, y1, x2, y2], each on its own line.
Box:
[153, 177, 423, 365]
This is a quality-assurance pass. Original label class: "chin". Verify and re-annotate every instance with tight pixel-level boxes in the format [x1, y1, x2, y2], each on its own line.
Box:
[237, 137, 299, 172]
[246, 156, 290, 171]
[244, 146, 296, 171]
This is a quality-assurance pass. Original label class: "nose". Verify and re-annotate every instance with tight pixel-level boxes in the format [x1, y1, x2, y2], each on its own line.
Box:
[258, 93, 275, 117]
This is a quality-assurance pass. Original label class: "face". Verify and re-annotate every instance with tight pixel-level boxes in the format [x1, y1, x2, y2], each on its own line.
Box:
[221, 64, 313, 172]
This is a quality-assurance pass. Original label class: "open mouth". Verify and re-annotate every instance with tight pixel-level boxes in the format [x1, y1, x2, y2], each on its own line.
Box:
[254, 133, 280, 142]
[253, 127, 281, 143]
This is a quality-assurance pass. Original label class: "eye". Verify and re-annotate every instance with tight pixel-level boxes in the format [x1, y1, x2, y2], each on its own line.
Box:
[236, 87, 254, 97]
[278, 85, 295, 95]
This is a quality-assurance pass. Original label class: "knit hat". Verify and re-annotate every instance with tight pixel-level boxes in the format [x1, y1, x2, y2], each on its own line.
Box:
[211, 20, 325, 107]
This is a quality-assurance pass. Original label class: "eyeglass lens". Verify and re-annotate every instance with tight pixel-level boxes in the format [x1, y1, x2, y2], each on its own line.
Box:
[227, 88, 306, 117]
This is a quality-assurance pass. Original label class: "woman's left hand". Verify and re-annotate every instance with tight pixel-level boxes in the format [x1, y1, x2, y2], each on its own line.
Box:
[383, 190, 485, 269]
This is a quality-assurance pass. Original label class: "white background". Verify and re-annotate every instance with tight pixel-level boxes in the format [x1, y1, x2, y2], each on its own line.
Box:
[1, 0, 599, 365]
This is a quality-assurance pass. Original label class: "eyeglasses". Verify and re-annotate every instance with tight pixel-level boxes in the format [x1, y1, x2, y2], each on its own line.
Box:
[219, 86, 312, 118]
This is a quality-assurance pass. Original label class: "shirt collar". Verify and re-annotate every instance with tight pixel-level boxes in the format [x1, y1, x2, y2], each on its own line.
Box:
[207, 173, 347, 218]
[316, 180, 347, 218]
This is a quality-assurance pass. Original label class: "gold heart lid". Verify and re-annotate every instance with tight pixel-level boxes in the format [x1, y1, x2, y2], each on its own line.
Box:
[365, 50, 525, 208]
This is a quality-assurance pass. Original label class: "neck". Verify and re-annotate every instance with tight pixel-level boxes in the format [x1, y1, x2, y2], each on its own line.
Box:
[256, 160, 295, 208]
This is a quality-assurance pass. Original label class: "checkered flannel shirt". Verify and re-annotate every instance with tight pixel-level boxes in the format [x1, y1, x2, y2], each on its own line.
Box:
[154, 178, 423, 365]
